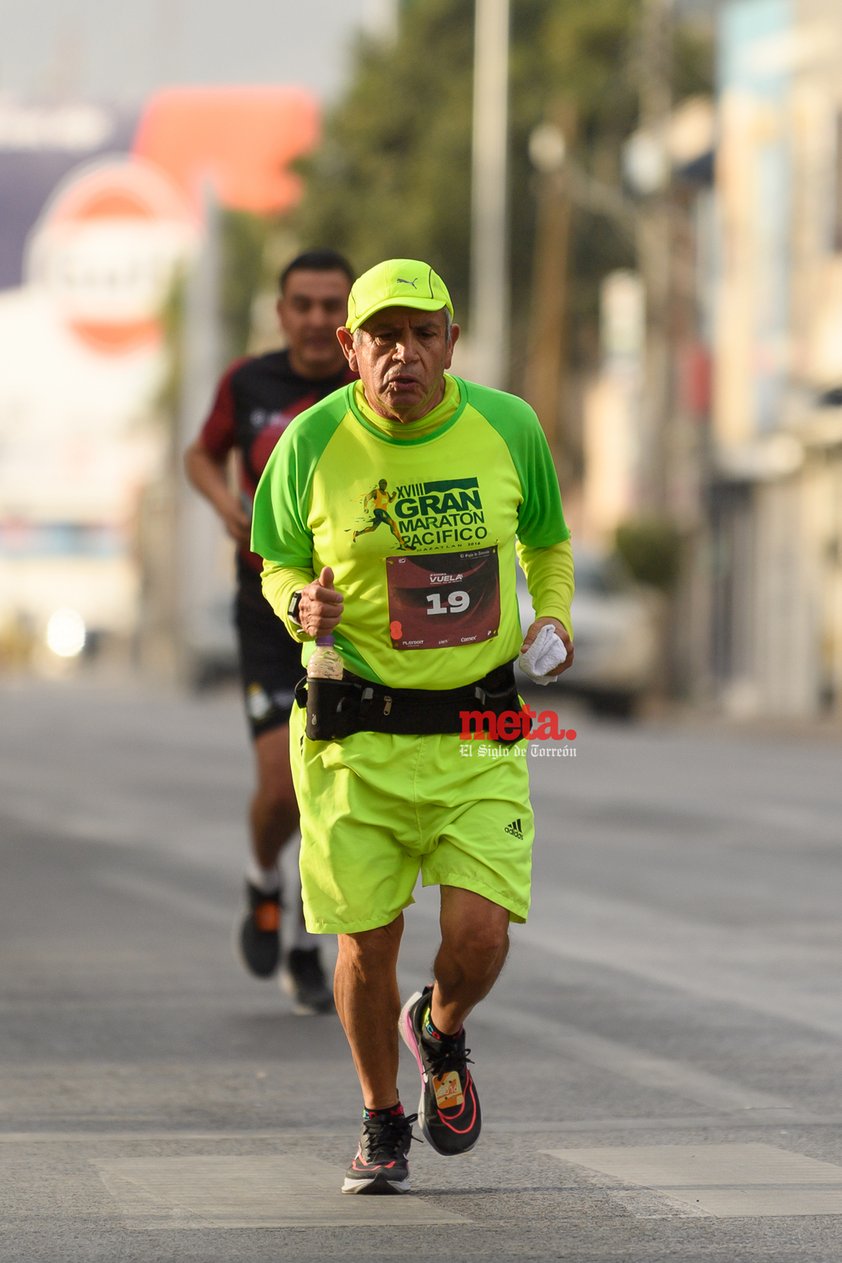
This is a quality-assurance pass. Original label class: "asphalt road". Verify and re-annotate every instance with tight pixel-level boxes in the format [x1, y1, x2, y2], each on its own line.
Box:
[1, 672, 841, 1262]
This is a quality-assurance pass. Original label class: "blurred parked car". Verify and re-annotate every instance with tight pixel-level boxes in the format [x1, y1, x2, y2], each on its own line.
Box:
[516, 549, 663, 718]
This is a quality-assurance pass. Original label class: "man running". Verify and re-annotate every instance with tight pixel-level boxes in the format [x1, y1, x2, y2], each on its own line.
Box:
[184, 249, 356, 1014]
[252, 258, 574, 1187]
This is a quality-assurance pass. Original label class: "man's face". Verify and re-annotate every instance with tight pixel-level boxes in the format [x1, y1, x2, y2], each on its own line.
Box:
[277, 269, 351, 379]
[338, 307, 459, 424]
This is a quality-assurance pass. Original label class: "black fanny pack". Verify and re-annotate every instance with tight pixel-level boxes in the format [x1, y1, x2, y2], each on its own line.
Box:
[296, 662, 522, 742]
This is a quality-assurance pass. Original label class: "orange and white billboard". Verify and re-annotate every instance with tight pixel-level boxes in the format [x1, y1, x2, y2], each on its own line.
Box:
[25, 156, 200, 357]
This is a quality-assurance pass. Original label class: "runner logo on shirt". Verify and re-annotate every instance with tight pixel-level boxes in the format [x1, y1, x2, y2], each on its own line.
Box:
[351, 479, 414, 550]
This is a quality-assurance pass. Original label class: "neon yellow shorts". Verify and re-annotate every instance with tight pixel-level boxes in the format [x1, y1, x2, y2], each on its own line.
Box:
[289, 703, 535, 934]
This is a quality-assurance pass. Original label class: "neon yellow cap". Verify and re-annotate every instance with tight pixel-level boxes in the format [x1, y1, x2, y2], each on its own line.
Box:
[346, 259, 453, 333]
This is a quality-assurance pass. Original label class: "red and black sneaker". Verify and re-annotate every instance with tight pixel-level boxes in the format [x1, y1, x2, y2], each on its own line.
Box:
[399, 986, 481, 1156]
[237, 881, 281, 979]
[341, 1108, 417, 1195]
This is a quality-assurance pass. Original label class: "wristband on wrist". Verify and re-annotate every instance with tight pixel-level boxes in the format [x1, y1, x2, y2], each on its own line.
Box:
[287, 590, 303, 627]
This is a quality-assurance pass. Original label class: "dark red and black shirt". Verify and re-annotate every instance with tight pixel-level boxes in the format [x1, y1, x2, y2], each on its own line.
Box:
[198, 349, 356, 572]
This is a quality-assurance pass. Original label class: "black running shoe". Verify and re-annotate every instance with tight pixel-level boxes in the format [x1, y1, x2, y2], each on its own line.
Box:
[281, 947, 334, 1015]
[399, 986, 481, 1156]
[237, 881, 281, 979]
[341, 1110, 417, 1195]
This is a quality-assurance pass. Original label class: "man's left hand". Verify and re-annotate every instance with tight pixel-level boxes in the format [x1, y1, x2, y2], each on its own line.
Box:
[520, 617, 574, 679]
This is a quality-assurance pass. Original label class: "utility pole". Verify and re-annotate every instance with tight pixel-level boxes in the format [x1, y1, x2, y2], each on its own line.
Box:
[636, 0, 675, 512]
[175, 182, 222, 686]
[524, 106, 575, 466]
[470, 0, 510, 390]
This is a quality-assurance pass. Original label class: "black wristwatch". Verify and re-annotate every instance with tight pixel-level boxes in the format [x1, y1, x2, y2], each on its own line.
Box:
[287, 590, 303, 627]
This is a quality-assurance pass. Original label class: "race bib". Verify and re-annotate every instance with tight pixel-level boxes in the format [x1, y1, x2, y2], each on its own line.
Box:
[386, 546, 500, 650]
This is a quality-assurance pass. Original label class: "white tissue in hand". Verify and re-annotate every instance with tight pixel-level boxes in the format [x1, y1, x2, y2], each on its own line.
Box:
[518, 624, 567, 685]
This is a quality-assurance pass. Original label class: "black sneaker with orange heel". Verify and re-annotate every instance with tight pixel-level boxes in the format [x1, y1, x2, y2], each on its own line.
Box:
[399, 985, 481, 1156]
[237, 881, 281, 978]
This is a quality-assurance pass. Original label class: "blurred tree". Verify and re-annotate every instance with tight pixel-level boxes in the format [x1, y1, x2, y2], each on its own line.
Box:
[292, 0, 712, 389]
[615, 515, 683, 590]
[217, 210, 274, 363]
[294, 0, 474, 307]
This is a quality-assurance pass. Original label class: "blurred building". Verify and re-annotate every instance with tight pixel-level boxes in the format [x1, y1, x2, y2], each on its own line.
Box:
[710, 0, 842, 717]
[0, 89, 318, 674]
[578, 0, 842, 721]
[578, 92, 716, 702]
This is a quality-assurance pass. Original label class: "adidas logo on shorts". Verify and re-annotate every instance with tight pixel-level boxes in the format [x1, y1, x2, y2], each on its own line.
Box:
[504, 818, 524, 839]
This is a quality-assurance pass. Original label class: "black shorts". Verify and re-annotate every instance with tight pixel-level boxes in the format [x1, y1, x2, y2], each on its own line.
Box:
[235, 562, 303, 739]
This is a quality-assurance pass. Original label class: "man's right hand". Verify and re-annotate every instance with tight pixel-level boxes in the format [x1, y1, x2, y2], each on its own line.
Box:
[220, 497, 251, 548]
[183, 441, 251, 548]
[297, 566, 344, 638]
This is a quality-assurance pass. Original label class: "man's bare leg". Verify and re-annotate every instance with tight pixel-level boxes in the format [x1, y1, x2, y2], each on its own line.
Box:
[396, 888, 508, 1158]
[429, 887, 510, 1033]
[241, 724, 331, 1012]
[338, 915, 415, 1195]
[250, 723, 298, 871]
[334, 915, 405, 1108]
